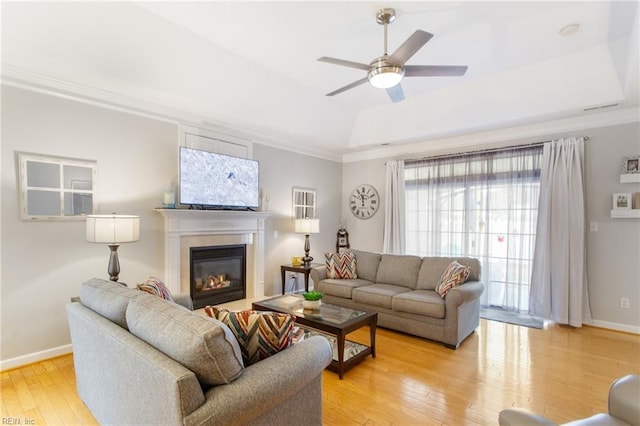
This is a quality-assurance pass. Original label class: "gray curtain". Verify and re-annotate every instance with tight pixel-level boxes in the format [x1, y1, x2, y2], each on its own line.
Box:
[383, 160, 405, 254]
[530, 137, 592, 326]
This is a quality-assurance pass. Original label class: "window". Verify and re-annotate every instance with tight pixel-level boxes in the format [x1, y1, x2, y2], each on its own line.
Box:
[405, 146, 542, 312]
[17, 152, 97, 221]
[292, 188, 316, 219]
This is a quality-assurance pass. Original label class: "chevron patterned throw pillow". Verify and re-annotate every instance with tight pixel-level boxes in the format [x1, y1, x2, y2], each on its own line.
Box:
[137, 277, 174, 302]
[325, 252, 357, 279]
[435, 261, 471, 298]
[204, 306, 295, 366]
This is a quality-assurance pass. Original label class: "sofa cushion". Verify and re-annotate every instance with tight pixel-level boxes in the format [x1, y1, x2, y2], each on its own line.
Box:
[352, 284, 411, 309]
[392, 290, 446, 318]
[79, 278, 141, 329]
[375, 254, 422, 289]
[137, 276, 174, 302]
[317, 278, 372, 299]
[435, 261, 471, 298]
[204, 306, 295, 366]
[325, 252, 357, 279]
[349, 250, 381, 282]
[126, 294, 244, 386]
[417, 257, 481, 290]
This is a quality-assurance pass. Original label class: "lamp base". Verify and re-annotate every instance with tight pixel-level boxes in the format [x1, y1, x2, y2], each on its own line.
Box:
[107, 244, 121, 282]
[303, 234, 313, 267]
[302, 255, 314, 268]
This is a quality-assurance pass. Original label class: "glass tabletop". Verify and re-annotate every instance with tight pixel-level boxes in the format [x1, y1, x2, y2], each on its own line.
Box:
[256, 295, 368, 326]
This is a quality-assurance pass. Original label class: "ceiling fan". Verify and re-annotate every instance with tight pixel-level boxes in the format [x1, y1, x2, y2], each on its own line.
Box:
[318, 8, 468, 103]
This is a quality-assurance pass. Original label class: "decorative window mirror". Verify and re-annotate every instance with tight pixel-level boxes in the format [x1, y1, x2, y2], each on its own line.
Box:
[17, 152, 97, 221]
[292, 187, 316, 219]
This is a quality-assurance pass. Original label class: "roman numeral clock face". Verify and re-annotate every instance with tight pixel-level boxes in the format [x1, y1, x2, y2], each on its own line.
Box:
[350, 184, 380, 219]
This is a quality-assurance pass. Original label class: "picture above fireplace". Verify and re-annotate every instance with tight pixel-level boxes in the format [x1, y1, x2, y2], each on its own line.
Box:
[190, 244, 246, 309]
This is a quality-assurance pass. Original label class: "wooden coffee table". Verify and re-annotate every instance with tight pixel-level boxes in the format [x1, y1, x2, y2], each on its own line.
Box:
[252, 295, 377, 379]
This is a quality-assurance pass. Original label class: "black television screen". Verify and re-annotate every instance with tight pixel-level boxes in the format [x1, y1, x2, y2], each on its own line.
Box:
[179, 147, 260, 209]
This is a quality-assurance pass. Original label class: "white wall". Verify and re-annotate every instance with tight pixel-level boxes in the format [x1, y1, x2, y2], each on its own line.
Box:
[254, 144, 342, 295]
[584, 122, 640, 329]
[1, 85, 178, 364]
[0, 85, 342, 367]
[342, 122, 640, 330]
[341, 158, 387, 252]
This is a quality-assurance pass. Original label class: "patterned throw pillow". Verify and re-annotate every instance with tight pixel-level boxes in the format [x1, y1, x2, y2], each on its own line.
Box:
[137, 277, 174, 302]
[325, 252, 357, 279]
[435, 261, 471, 298]
[204, 306, 295, 366]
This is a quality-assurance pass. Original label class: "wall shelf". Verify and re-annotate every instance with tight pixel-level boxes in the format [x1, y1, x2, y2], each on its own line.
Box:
[610, 209, 640, 218]
[620, 173, 640, 183]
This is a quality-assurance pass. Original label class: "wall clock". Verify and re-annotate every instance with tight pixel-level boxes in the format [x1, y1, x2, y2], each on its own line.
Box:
[350, 184, 380, 219]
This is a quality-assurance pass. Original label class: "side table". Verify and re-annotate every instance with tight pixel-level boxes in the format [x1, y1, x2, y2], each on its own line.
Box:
[281, 263, 322, 294]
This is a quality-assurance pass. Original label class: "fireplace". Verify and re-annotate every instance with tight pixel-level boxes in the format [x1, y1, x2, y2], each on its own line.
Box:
[190, 244, 246, 309]
[155, 209, 269, 298]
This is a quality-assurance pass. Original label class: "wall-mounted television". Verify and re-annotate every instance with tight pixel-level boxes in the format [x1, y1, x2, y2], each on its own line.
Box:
[179, 147, 260, 210]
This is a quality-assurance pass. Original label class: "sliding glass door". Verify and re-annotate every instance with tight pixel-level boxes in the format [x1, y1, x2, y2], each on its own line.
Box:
[405, 146, 542, 312]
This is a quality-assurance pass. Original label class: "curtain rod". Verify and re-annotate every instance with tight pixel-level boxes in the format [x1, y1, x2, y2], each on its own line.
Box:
[401, 136, 590, 164]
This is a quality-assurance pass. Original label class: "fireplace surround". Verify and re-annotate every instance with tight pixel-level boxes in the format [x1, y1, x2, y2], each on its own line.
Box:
[155, 209, 269, 301]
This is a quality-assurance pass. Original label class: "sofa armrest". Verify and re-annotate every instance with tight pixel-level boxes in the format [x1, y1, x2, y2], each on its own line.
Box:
[445, 281, 484, 307]
[173, 293, 193, 310]
[184, 335, 332, 425]
[608, 374, 640, 424]
[310, 265, 327, 284]
[498, 408, 557, 426]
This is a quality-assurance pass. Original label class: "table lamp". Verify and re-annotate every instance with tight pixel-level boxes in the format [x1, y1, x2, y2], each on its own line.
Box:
[86, 214, 140, 283]
[294, 218, 320, 267]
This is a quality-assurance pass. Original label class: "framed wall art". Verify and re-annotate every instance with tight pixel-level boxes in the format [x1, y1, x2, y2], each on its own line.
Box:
[621, 156, 640, 174]
[17, 151, 97, 221]
[613, 193, 632, 210]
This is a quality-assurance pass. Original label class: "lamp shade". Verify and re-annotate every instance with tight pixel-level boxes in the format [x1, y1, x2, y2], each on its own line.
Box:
[294, 218, 320, 234]
[86, 214, 140, 244]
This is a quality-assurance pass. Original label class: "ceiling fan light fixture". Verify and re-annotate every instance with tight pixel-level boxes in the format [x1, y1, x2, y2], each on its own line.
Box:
[319, 7, 467, 101]
[368, 58, 404, 89]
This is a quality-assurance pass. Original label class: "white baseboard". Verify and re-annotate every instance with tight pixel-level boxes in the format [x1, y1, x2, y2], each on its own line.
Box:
[0, 344, 73, 371]
[589, 319, 640, 334]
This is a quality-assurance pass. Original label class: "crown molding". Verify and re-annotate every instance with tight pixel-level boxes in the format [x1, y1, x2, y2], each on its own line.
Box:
[1, 65, 343, 162]
[341, 107, 640, 163]
[3, 65, 635, 165]
[1, 65, 203, 124]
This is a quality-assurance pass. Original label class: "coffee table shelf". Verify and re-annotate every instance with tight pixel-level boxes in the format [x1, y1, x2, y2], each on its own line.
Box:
[295, 326, 369, 363]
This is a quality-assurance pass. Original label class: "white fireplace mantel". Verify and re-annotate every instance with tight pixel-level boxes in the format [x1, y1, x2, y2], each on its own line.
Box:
[155, 208, 270, 298]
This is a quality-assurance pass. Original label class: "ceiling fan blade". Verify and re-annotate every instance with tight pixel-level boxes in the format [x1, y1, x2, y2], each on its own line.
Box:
[325, 77, 369, 96]
[404, 65, 468, 77]
[317, 57, 370, 71]
[389, 30, 433, 64]
[386, 84, 405, 103]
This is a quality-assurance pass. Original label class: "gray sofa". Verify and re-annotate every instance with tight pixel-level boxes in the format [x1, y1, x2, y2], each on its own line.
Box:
[310, 250, 484, 348]
[66, 278, 332, 426]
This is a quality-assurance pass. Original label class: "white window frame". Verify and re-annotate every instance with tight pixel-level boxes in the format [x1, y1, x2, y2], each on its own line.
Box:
[17, 152, 97, 221]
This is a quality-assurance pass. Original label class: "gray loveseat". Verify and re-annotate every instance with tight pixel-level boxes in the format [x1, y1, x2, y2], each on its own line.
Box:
[66, 278, 332, 426]
[310, 250, 484, 348]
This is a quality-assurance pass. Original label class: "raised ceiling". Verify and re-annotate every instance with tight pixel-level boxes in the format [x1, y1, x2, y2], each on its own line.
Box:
[2, 1, 638, 160]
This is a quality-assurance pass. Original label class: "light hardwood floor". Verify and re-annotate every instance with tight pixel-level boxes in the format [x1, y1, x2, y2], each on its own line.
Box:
[1, 319, 639, 425]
